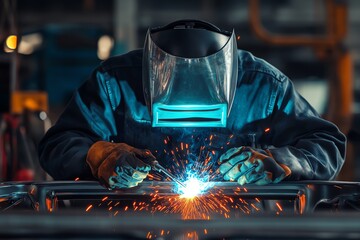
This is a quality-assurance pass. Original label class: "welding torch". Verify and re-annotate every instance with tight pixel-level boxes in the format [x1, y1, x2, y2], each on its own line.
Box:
[151, 160, 186, 188]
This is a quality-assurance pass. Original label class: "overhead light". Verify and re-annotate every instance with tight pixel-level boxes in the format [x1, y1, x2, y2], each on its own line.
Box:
[5, 35, 17, 50]
[18, 33, 43, 55]
[97, 35, 114, 60]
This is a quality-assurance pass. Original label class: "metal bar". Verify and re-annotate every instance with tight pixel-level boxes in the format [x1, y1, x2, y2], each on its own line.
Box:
[0, 212, 360, 239]
[151, 162, 186, 188]
[248, 0, 338, 47]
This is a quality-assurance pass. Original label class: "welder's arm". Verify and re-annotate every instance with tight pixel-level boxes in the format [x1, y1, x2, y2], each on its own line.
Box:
[267, 79, 346, 181]
[38, 69, 121, 180]
[219, 79, 345, 184]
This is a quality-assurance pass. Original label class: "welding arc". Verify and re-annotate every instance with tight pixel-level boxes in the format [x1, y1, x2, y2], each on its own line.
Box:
[151, 161, 186, 188]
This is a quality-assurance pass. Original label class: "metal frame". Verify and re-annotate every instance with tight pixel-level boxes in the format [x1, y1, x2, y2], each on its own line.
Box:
[1, 180, 360, 213]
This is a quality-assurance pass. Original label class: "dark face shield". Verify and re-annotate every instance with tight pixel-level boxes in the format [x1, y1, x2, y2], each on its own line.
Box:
[143, 22, 238, 127]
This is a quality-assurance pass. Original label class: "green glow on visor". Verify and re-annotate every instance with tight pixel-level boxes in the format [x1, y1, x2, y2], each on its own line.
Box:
[152, 103, 227, 127]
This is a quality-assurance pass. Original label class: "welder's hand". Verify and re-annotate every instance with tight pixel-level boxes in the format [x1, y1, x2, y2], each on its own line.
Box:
[218, 146, 291, 185]
[86, 141, 156, 189]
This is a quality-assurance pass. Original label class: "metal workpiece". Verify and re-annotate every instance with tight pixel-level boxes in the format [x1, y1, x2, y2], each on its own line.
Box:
[0, 182, 32, 211]
[0, 181, 360, 239]
[1, 212, 360, 239]
[0, 181, 359, 214]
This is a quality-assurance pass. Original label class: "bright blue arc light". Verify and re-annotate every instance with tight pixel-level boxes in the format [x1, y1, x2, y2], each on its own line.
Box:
[176, 176, 214, 198]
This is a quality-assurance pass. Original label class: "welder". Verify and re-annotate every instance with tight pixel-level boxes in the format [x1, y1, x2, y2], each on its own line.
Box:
[38, 20, 346, 189]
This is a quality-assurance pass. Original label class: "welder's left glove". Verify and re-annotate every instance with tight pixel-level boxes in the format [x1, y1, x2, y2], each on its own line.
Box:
[219, 146, 291, 185]
[86, 141, 155, 189]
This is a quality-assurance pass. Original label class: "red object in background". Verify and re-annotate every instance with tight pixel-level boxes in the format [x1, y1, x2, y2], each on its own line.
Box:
[0, 130, 9, 180]
[1, 146, 6, 179]
[14, 169, 34, 181]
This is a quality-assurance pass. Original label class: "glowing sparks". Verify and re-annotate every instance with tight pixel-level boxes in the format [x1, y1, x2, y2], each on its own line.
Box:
[142, 134, 251, 219]
[83, 133, 291, 226]
[186, 231, 199, 239]
[102, 196, 108, 201]
[83, 188, 286, 222]
[250, 203, 259, 211]
[85, 204, 93, 212]
[147, 186, 243, 219]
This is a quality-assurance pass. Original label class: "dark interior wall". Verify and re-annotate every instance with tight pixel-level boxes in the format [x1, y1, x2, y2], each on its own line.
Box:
[1, 0, 360, 180]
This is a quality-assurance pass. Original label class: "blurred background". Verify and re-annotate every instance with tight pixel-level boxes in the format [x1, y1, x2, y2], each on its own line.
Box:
[0, 0, 359, 182]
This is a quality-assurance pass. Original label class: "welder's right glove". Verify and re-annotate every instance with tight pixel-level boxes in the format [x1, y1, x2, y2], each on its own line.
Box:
[219, 146, 291, 185]
[86, 141, 156, 189]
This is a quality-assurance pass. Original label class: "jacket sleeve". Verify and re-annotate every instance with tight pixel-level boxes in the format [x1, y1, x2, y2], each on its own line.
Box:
[268, 78, 346, 180]
[38, 69, 120, 180]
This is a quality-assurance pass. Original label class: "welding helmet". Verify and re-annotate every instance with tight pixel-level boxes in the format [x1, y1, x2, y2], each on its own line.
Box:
[143, 19, 238, 127]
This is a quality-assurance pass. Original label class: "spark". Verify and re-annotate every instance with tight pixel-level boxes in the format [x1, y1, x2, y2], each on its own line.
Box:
[250, 203, 259, 211]
[102, 196, 108, 201]
[85, 204, 93, 212]
[186, 231, 199, 239]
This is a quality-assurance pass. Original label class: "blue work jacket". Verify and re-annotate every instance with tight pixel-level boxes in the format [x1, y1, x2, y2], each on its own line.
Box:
[39, 49, 346, 181]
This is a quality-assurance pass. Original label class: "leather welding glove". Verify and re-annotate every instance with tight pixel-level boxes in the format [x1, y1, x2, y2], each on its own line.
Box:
[219, 146, 291, 185]
[86, 141, 156, 189]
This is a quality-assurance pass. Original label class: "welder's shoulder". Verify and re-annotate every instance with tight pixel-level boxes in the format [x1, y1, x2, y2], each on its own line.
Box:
[237, 50, 288, 83]
[98, 49, 143, 72]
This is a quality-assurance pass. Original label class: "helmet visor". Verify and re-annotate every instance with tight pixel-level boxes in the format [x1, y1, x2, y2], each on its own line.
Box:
[143, 30, 238, 127]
